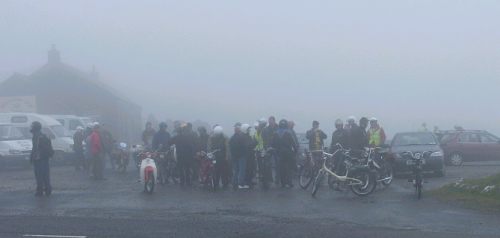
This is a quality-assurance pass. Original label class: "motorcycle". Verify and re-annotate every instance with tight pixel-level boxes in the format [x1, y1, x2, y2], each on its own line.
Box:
[111, 142, 129, 173]
[366, 146, 393, 187]
[139, 151, 157, 194]
[154, 145, 178, 185]
[131, 144, 145, 171]
[199, 149, 220, 191]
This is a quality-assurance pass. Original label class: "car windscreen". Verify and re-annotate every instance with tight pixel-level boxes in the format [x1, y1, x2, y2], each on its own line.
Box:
[392, 133, 437, 146]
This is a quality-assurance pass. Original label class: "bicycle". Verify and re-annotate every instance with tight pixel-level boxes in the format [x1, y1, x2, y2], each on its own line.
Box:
[298, 149, 323, 190]
[311, 144, 376, 197]
[366, 147, 393, 187]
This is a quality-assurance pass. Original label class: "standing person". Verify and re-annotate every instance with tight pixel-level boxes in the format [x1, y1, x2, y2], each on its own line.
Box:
[30, 121, 54, 197]
[171, 124, 197, 186]
[197, 127, 209, 152]
[241, 124, 256, 187]
[100, 125, 114, 170]
[330, 119, 348, 150]
[208, 126, 230, 189]
[347, 117, 368, 157]
[262, 116, 279, 185]
[287, 120, 299, 174]
[73, 126, 86, 171]
[229, 123, 249, 189]
[306, 121, 327, 164]
[272, 119, 296, 188]
[152, 122, 171, 152]
[90, 123, 105, 180]
[142, 122, 156, 150]
[367, 118, 386, 147]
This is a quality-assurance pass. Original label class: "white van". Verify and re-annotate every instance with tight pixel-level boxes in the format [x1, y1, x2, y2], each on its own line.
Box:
[0, 113, 74, 157]
[50, 114, 93, 136]
[0, 124, 32, 164]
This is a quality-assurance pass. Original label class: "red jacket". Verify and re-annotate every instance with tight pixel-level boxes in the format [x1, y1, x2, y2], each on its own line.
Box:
[90, 131, 102, 156]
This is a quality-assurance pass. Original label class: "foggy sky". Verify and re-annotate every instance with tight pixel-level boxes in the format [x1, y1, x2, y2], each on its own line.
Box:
[1, 0, 499, 136]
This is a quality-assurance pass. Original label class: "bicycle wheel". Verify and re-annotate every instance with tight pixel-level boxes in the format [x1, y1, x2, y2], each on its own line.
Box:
[299, 164, 314, 189]
[311, 172, 324, 198]
[350, 170, 376, 196]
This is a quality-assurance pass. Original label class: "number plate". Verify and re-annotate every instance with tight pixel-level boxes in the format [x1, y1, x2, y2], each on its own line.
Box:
[406, 159, 425, 165]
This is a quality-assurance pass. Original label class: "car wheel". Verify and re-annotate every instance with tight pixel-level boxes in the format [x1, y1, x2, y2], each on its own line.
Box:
[448, 153, 463, 166]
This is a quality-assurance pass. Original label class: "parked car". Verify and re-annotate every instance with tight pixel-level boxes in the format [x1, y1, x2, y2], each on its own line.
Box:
[50, 114, 94, 136]
[0, 124, 32, 167]
[438, 130, 500, 166]
[389, 132, 445, 177]
[0, 113, 74, 159]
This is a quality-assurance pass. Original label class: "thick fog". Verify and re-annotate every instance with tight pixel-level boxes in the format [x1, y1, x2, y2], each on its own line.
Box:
[1, 1, 499, 136]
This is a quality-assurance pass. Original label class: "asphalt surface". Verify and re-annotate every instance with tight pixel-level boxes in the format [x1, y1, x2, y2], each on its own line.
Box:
[1, 161, 500, 238]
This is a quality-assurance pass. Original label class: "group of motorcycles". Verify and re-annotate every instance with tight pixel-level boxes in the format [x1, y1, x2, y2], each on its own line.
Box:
[298, 143, 428, 199]
[114, 141, 425, 199]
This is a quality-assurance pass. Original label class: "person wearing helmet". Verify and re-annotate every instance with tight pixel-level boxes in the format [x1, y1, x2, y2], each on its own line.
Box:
[152, 122, 171, 152]
[73, 126, 86, 171]
[30, 121, 54, 197]
[142, 122, 156, 150]
[330, 119, 348, 151]
[241, 124, 257, 186]
[272, 119, 296, 188]
[262, 116, 280, 185]
[229, 122, 252, 189]
[367, 117, 386, 147]
[208, 126, 230, 189]
[346, 117, 369, 157]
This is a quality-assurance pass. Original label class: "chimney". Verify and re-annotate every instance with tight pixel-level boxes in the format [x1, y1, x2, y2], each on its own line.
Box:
[48, 44, 61, 64]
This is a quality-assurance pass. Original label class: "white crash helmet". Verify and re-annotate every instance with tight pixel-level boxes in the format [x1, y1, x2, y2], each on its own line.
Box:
[76, 126, 84, 131]
[335, 119, 343, 126]
[241, 123, 251, 133]
[347, 116, 357, 123]
[370, 117, 378, 122]
[213, 126, 224, 135]
[258, 118, 267, 125]
[119, 142, 127, 149]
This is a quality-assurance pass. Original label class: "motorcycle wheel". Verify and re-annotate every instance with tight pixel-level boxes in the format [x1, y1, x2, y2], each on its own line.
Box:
[299, 165, 314, 190]
[350, 171, 376, 197]
[211, 175, 217, 192]
[144, 173, 155, 194]
[416, 172, 422, 200]
[380, 166, 393, 187]
[311, 172, 324, 198]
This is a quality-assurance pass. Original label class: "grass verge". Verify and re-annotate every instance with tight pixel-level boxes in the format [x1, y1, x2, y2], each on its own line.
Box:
[431, 173, 500, 212]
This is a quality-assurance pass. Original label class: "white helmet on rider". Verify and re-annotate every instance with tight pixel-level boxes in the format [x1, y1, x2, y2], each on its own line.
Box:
[76, 126, 84, 131]
[347, 116, 357, 124]
[370, 117, 378, 122]
[258, 118, 267, 125]
[213, 126, 223, 135]
[119, 142, 127, 149]
[241, 123, 251, 133]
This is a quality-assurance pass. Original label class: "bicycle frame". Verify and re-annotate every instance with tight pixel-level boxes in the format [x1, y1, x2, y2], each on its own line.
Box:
[313, 149, 363, 186]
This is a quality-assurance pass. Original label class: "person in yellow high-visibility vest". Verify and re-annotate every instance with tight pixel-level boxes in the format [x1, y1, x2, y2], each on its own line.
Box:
[367, 117, 386, 147]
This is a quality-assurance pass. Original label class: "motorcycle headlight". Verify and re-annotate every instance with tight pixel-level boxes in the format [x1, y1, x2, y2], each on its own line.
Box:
[431, 151, 444, 157]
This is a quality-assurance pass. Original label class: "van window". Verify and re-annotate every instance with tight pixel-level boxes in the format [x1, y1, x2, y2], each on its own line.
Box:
[69, 119, 83, 130]
[11, 116, 28, 123]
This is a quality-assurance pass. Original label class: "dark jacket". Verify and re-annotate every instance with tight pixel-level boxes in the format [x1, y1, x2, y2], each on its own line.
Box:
[306, 128, 327, 151]
[31, 132, 54, 161]
[197, 133, 209, 152]
[347, 124, 368, 151]
[272, 128, 296, 155]
[171, 130, 197, 162]
[262, 124, 278, 149]
[330, 128, 348, 152]
[208, 134, 229, 161]
[152, 129, 171, 151]
[73, 131, 84, 152]
[229, 132, 253, 160]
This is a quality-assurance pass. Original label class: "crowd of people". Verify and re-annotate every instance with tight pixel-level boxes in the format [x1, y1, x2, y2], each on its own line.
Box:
[27, 115, 387, 196]
[139, 116, 387, 190]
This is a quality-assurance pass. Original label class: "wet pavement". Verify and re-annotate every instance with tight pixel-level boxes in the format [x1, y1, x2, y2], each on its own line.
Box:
[1, 162, 499, 238]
